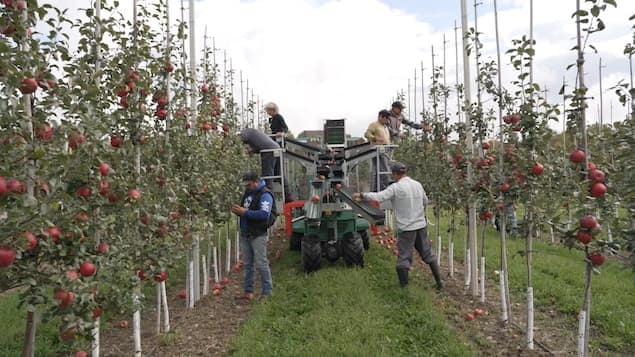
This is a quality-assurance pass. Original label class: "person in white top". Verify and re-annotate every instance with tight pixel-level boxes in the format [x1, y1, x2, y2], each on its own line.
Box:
[353, 162, 444, 289]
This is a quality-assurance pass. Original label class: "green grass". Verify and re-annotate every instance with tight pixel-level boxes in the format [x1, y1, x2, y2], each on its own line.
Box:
[228, 244, 474, 357]
[0, 291, 63, 357]
[443, 215, 635, 353]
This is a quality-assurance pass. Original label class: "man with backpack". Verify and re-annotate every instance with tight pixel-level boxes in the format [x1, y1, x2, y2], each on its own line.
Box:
[231, 171, 277, 300]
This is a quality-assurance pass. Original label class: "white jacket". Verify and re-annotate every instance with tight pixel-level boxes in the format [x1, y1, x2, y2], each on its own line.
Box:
[363, 176, 428, 232]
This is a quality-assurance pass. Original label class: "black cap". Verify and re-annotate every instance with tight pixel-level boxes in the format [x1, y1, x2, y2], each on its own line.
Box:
[241, 171, 260, 185]
[391, 161, 407, 174]
[378, 109, 391, 118]
[392, 101, 405, 110]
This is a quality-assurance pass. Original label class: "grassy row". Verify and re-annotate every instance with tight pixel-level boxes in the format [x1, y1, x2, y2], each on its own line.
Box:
[443, 214, 634, 352]
[229, 242, 474, 356]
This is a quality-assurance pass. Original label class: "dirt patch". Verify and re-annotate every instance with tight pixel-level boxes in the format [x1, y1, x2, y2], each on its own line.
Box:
[100, 228, 287, 357]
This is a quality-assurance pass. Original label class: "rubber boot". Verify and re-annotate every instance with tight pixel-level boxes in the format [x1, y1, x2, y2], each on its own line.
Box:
[429, 261, 444, 290]
[396, 267, 409, 288]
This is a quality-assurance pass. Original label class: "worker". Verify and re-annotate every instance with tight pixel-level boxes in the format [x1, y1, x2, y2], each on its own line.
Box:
[264, 102, 288, 146]
[388, 101, 423, 140]
[364, 109, 392, 191]
[231, 171, 274, 300]
[238, 128, 293, 202]
[352, 162, 444, 289]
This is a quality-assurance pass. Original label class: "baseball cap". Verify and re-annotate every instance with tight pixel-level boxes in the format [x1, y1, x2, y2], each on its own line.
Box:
[391, 161, 407, 174]
[378, 109, 391, 118]
[392, 101, 405, 110]
[241, 171, 260, 185]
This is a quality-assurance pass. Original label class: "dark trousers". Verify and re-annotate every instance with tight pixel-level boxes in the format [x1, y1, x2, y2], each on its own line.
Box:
[396, 227, 436, 269]
[261, 152, 292, 202]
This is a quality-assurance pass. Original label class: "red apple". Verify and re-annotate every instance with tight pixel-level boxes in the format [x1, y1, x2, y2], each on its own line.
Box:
[116, 86, 128, 97]
[75, 351, 87, 357]
[221, 277, 230, 285]
[66, 270, 79, 280]
[212, 289, 221, 296]
[482, 142, 490, 150]
[107, 193, 118, 203]
[500, 183, 510, 193]
[140, 213, 150, 225]
[200, 122, 212, 131]
[580, 215, 598, 230]
[22, 232, 37, 251]
[98, 181, 110, 196]
[156, 108, 168, 119]
[75, 212, 90, 222]
[531, 163, 544, 176]
[92, 307, 103, 319]
[96, 243, 110, 254]
[590, 182, 607, 198]
[569, 149, 586, 164]
[0, 176, 6, 195]
[128, 188, 140, 200]
[154, 271, 168, 283]
[200, 84, 209, 93]
[311, 194, 320, 203]
[474, 308, 485, 316]
[0, 247, 17, 268]
[511, 114, 521, 123]
[80, 262, 96, 277]
[164, 62, 175, 73]
[465, 313, 475, 321]
[576, 231, 592, 245]
[587, 162, 597, 171]
[589, 253, 605, 266]
[19, 77, 38, 94]
[503, 115, 512, 124]
[335, 183, 342, 190]
[157, 97, 168, 107]
[99, 162, 110, 177]
[7, 178, 24, 193]
[126, 81, 136, 92]
[36, 123, 53, 140]
[77, 186, 92, 199]
[213, 283, 223, 291]
[128, 71, 140, 81]
[110, 135, 123, 148]
[178, 289, 187, 299]
[45, 226, 61, 242]
[68, 131, 85, 150]
[119, 320, 129, 328]
[185, 121, 191, 129]
[137, 270, 147, 280]
[588, 169, 605, 183]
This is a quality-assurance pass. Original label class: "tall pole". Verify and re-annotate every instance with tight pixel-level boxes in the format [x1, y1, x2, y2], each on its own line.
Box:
[598, 57, 605, 128]
[460, 0, 479, 298]
[443, 33, 448, 129]
[432, 45, 437, 121]
[454, 20, 462, 124]
[240, 71, 244, 129]
[421, 61, 426, 112]
[408, 78, 411, 120]
[494, 0, 512, 324]
[414, 69, 417, 122]
[526, 0, 535, 350]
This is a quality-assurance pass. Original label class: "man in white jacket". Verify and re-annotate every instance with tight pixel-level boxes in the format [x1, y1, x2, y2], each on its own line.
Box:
[353, 162, 444, 289]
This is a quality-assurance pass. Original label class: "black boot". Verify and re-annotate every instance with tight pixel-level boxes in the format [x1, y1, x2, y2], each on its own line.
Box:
[429, 262, 444, 290]
[396, 268, 409, 288]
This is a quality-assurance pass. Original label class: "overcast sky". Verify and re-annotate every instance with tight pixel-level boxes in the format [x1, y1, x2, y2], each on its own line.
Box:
[49, 0, 635, 138]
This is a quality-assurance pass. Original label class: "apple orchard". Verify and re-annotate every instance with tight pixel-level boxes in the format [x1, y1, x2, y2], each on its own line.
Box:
[1, 0, 635, 356]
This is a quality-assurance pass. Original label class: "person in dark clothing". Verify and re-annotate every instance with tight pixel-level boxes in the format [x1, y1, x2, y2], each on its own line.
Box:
[238, 128, 293, 202]
[231, 171, 274, 300]
[388, 101, 424, 140]
[264, 102, 288, 144]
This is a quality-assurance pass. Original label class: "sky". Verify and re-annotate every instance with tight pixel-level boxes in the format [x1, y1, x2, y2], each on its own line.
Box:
[46, 0, 635, 138]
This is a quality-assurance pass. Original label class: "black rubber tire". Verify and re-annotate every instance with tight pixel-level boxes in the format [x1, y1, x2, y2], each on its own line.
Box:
[342, 232, 364, 267]
[290, 232, 302, 251]
[359, 230, 370, 251]
[301, 235, 322, 273]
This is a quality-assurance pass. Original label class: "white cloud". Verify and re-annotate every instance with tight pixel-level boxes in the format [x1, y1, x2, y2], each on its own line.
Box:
[40, 0, 635, 138]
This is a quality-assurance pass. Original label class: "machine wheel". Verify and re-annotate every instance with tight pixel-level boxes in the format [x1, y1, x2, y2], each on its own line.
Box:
[342, 232, 364, 267]
[290, 232, 302, 251]
[359, 230, 370, 251]
[302, 235, 322, 273]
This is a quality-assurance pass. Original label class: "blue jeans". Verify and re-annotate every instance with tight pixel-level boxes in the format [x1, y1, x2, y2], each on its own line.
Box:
[241, 232, 273, 296]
